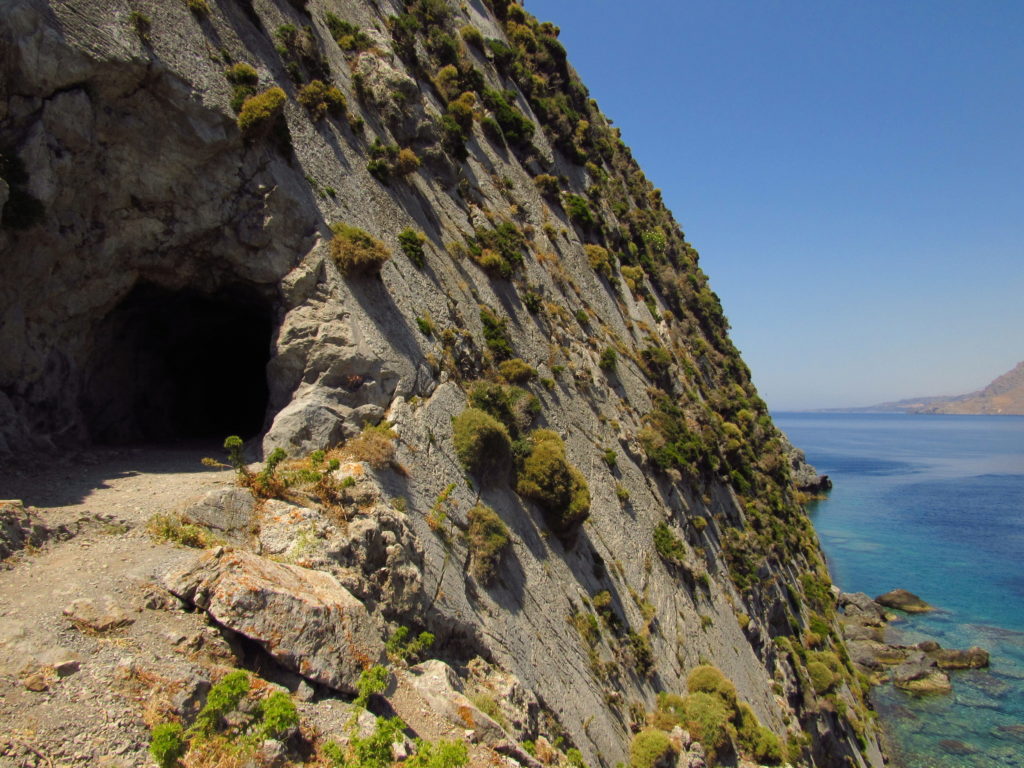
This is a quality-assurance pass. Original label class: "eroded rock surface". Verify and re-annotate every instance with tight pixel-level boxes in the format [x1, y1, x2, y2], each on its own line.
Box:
[164, 547, 385, 693]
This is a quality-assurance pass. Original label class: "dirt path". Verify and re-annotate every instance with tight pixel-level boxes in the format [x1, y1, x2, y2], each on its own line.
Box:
[0, 445, 235, 767]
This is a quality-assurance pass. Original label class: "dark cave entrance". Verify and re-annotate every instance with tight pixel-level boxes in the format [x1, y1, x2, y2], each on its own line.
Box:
[82, 283, 274, 445]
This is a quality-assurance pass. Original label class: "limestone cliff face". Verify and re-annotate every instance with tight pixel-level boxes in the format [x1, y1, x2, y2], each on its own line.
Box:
[1, 1, 883, 766]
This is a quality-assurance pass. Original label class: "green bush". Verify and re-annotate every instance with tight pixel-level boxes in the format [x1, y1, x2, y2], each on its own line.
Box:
[191, 669, 250, 735]
[256, 691, 299, 739]
[533, 173, 560, 196]
[405, 738, 469, 768]
[354, 664, 390, 708]
[686, 664, 738, 708]
[469, 223, 527, 278]
[236, 87, 287, 139]
[386, 627, 435, 664]
[325, 14, 373, 51]
[225, 62, 258, 86]
[736, 702, 783, 765]
[481, 88, 534, 147]
[467, 503, 510, 583]
[467, 381, 539, 437]
[453, 408, 512, 483]
[297, 79, 346, 120]
[585, 244, 612, 278]
[398, 227, 427, 268]
[653, 522, 686, 566]
[629, 729, 675, 768]
[498, 358, 536, 384]
[480, 306, 514, 359]
[680, 691, 733, 764]
[563, 194, 596, 228]
[149, 722, 186, 768]
[516, 430, 590, 534]
[459, 24, 484, 49]
[330, 223, 391, 275]
[807, 661, 835, 693]
[599, 347, 617, 371]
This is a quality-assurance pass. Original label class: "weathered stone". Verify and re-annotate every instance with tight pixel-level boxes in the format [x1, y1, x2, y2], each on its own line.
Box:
[930, 646, 989, 670]
[875, 589, 933, 613]
[181, 487, 257, 540]
[408, 660, 508, 745]
[838, 592, 888, 624]
[63, 596, 134, 632]
[164, 548, 385, 693]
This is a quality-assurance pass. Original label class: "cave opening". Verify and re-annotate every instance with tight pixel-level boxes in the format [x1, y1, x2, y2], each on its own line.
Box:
[82, 283, 274, 445]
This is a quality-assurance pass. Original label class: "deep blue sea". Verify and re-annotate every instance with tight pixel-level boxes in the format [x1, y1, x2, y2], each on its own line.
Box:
[775, 413, 1024, 768]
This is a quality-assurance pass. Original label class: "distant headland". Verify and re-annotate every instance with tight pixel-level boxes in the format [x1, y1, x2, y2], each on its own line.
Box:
[828, 360, 1024, 415]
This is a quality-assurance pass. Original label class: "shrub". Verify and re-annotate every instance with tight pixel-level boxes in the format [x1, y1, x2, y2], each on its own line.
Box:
[394, 147, 421, 176]
[806, 661, 834, 693]
[453, 408, 512, 483]
[522, 290, 542, 314]
[736, 702, 783, 765]
[629, 729, 675, 768]
[653, 522, 686, 566]
[256, 691, 299, 740]
[563, 194, 596, 228]
[434, 65, 461, 101]
[498, 358, 536, 384]
[467, 504, 510, 583]
[480, 306, 514, 359]
[599, 347, 617, 371]
[533, 173, 559, 196]
[680, 691, 733, 763]
[297, 79, 346, 120]
[459, 24, 484, 49]
[146, 514, 220, 549]
[481, 88, 534, 147]
[225, 62, 258, 86]
[130, 11, 151, 42]
[149, 722, 186, 768]
[346, 423, 397, 469]
[467, 381, 539, 437]
[416, 313, 435, 336]
[325, 14, 373, 52]
[469, 223, 527, 278]
[354, 664, 390, 708]
[399, 227, 427, 268]
[516, 430, 590, 534]
[187, 0, 210, 16]
[616, 483, 630, 501]
[405, 739, 469, 768]
[330, 223, 391, 275]
[447, 93, 475, 130]
[687, 665, 738, 708]
[237, 87, 287, 139]
[385, 627, 435, 664]
[585, 244, 612, 278]
[191, 670, 250, 735]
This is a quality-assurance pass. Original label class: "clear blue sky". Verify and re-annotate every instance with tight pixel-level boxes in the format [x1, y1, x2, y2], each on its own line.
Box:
[526, 0, 1024, 410]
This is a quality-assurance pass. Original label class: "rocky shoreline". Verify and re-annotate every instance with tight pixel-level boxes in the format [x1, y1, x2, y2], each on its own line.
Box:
[838, 589, 989, 696]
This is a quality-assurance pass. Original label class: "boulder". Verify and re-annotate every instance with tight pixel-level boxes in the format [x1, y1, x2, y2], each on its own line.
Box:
[874, 589, 932, 613]
[180, 487, 257, 541]
[408, 660, 509, 745]
[164, 548, 385, 693]
[838, 592, 888, 624]
[892, 654, 951, 695]
[930, 646, 989, 670]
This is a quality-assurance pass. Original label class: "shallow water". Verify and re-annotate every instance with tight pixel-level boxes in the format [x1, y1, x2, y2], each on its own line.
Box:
[775, 413, 1024, 767]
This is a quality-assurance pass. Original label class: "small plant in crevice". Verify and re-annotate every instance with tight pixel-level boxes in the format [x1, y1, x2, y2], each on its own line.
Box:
[479, 305, 514, 359]
[385, 627, 435, 665]
[398, 227, 427, 268]
[236, 87, 289, 146]
[297, 79, 346, 121]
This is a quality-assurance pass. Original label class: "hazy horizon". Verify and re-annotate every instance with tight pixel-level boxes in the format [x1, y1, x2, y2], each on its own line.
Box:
[526, 0, 1023, 411]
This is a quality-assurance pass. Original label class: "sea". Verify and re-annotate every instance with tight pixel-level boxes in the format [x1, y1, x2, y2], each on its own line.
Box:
[774, 413, 1024, 768]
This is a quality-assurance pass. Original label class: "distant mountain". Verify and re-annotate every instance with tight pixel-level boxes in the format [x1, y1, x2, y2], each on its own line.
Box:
[833, 361, 1024, 415]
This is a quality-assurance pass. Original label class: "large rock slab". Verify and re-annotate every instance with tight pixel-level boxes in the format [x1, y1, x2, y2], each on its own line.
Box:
[164, 548, 384, 693]
[875, 589, 933, 613]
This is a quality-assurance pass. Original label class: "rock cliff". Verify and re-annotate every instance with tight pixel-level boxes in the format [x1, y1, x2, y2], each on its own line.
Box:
[1, 1, 885, 766]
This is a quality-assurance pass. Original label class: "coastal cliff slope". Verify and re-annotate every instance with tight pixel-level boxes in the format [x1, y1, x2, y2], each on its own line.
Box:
[0, 1, 884, 766]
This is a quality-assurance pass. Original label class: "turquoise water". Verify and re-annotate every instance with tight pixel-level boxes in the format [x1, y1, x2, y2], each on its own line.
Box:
[775, 413, 1024, 767]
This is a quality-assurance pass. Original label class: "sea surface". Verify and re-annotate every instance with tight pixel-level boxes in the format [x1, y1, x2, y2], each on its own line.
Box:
[774, 413, 1024, 768]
